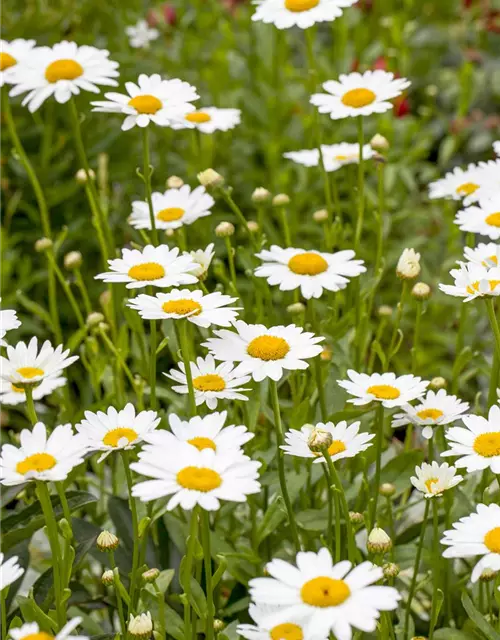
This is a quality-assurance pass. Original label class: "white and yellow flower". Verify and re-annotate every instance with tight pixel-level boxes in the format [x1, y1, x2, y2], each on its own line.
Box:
[0, 376, 66, 406]
[410, 461, 462, 498]
[442, 404, 500, 473]
[76, 403, 161, 462]
[0, 303, 21, 346]
[0, 422, 86, 485]
[429, 163, 498, 205]
[203, 321, 323, 382]
[95, 245, 198, 289]
[310, 71, 410, 120]
[91, 73, 198, 130]
[254, 246, 365, 299]
[442, 503, 500, 582]
[0, 337, 78, 386]
[283, 143, 375, 173]
[185, 243, 215, 280]
[338, 371, 429, 408]
[0, 39, 36, 87]
[9, 619, 88, 640]
[9, 40, 119, 112]
[0, 552, 24, 591]
[165, 355, 251, 409]
[282, 420, 374, 463]
[454, 193, 500, 240]
[237, 604, 317, 640]
[125, 20, 159, 49]
[249, 549, 401, 640]
[391, 389, 469, 439]
[127, 289, 240, 328]
[251, 0, 357, 30]
[439, 262, 500, 302]
[131, 444, 261, 510]
[175, 107, 241, 133]
[129, 185, 214, 230]
[463, 242, 500, 268]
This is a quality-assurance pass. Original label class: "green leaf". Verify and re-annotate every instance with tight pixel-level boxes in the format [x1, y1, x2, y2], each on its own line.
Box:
[256, 497, 286, 544]
[156, 569, 175, 594]
[462, 592, 500, 640]
[379, 450, 425, 496]
[17, 596, 55, 632]
[434, 630, 479, 640]
[296, 508, 329, 531]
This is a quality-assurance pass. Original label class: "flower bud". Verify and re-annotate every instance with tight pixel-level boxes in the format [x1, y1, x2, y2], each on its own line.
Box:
[99, 290, 112, 309]
[383, 562, 400, 579]
[272, 193, 290, 207]
[142, 568, 160, 583]
[370, 133, 390, 152]
[307, 428, 333, 454]
[313, 209, 329, 223]
[76, 168, 95, 183]
[102, 569, 114, 585]
[396, 248, 421, 280]
[96, 530, 119, 551]
[213, 620, 225, 632]
[215, 221, 235, 237]
[166, 175, 184, 189]
[429, 376, 447, 390]
[367, 527, 392, 554]
[165, 228, 175, 238]
[320, 346, 332, 362]
[64, 251, 83, 270]
[379, 483, 396, 497]
[128, 612, 153, 639]
[349, 511, 364, 525]
[87, 312, 105, 328]
[378, 305, 393, 317]
[287, 302, 306, 315]
[247, 220, 259, 233]
[197, 169, 224, 189]
[35, 237, 53, 253]
[251, 187, 271, 203]
[479, 568, 499, 582]
[412, 282, 431, 300]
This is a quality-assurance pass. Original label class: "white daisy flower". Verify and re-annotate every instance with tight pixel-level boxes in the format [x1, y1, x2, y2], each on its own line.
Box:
[91, 73, 198, 131]
[281, 420, 374, 463]
[141, 410, 253, 454]
[0, 303, 21, 346]
[8, 41, 119, 112]
[410, 461, 463, 498]
[249, 549, 401, 640]
[254, 246, 365, 299]
[310, 70, 410, 120]
[75, 403, 161, 462]
[0, 376, 66, 406]
[251, 0, 357, 30]
[463, 242, 500, 268]
[185, 243, 215, 280]
[442, 404, 500, 473]
[237, 604, 317, 640]
[494, 140, 500, 157]
[9, 618, 88, 640]
[203, 320, 324, 382]
[337, 370, 429, 409]
[127, 289, 240, 328]
[131, 444, 261, 511]
[165, 355, 251, 409]
[175, 107, 241, 133]
[441, 503, 500, 582]
[95, 245, 198, 289]
[283, 143, 375, 173]
[428, 163, 498, 205]
[0, 337, 78, 386]
[0, 39, 36, 87]
[439, 262, 500, 302]
[0, 552, 24, 591]
[129, 185, 214, 231]
[391, 389, 469, 439]
[455, 193, 500, 240]
[125, 19, 160, 49]
[0, 422, 86, 486]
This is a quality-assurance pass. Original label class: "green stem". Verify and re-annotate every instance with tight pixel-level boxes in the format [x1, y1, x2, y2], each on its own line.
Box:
[99, 328, 144, 409]
[411, 300, 423, 374]
[183, 507, 200, 640]
[429, 498, 440, 638]
[178, 320, 197, 416]
[371, 405, 385, 529]
[74, 268, 92, 316]
[224, 236, 237, 288]
[220, 190, 258, 250]
[269, 380, 301, 553]
[154, 580, 166, 640]
[485, 298, 500, 407]
[200, 510, 214, 640]
[109, 550, 127, 637]
[404, 499, 430, 639]
[325, 455, 356, 562]
[354, 117, 365, 253]
[46, 252, 86, 329]
[1, 588, 8, 640]
[24, 386, 38, 424]
[150, 319, 157, 410]
[141, 127, 159, 246]
[122, 452, 140, 612]
[321, 464, 335, 556]
[308, 300, 327, 420]
[279, 208, 292, 247]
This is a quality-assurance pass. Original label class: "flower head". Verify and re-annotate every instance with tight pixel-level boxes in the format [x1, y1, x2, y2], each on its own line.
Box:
[396, 248, 421, 279]
[410, 461, 462, 498]
[174, 107, 241, 133]
[338, 371, 429, 408]
[0, 553, 24, 591]
[0, 39, 36, 87]
[252, 0, 358, 30]
[128, 612, 153, 640]
[0, 303, 21, 347]
[429, 162, 499, 205]
[283, 143, 375, 173]
[0, 376, 67, 406]
[463, 242, 500, 268]
[9, 619, 88, 640]
[455, 193, 500, 240]
[237, 604, 317, 640]
[439, 262, 500, 302]
[126, 20, 160, 49]
[185, 243, 215, 280]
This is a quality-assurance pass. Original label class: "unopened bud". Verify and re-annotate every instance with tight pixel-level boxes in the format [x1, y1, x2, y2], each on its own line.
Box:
[247, 220, 259, 233]
[320, 346, 332, 361]
[99, 290, 112, 309]
[349, 511, 364, 525]
[479, 568, 499, 582]
[367, 527, 392, 554]
[96, 530, 119, 551]
[128, 612, 153, 639]
[383, 562, 400, 579]
[313, 209, 329, 223]
[197, 169, 224, 189]
[87, 312, 105, 328]
[378, 305, 393, 317]
[251, 187, 271, 203]
[370, 134, 390, 152]
[142, 568, 160, 583]
[102, 569, 114, 585]
[76, 168, 95, 183]
[272, 193, 290, 207]
[412, 282, 431, 300]
[35, 237, 53, 253]
[396, 248, 421, 280]
[166, 175, 184, 189]
[429, 376, 447, 390]
[64, 251, 83, 270]
[307, 427, 333, 453]
[379, 483, 396, 497]
[287, 302, 306, 315]
[213, 620, 225, 632]
[165, 228, 175, 238]
[216, 221, 235, 237]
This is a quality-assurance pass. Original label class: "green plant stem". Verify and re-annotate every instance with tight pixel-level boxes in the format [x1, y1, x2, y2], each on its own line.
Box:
[354, 117, 365, 253]
[485, 298, 500, 407]
[178, 320, 197, 416]
[220, 189, 258, 250]
[150, 319, 157, 410]
[74, 268, 92, 316]
[109, 551, 127, 636]
[371, 405, 385, 528]
[224, 236, 237, 288]
[269, 380, 301, 553]
[404, 499, 430, 639]
[154, 580, 166, 640]
[24, 385, 38, 424]
[411, 300, 423, 374]
[1, 588, 8, 640]
[321, 464, 336, 557]
[429, 498, 440, 638]
[279, 207, 292, 247]
[325, 455, 356, 562]
[308, 300, 327, 420]
[122, 452, 140, 612]
[36, 481, 66, 627]
[387, 280, 409, 369]
[183, 507, 199, 640]
[46, 252, 86, 329]
[201, 510, 215, 640]
[99, 327, 144, 409]
[141, 127, 159, 246]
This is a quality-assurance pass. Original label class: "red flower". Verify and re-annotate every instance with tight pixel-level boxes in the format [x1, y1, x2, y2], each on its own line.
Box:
[393, 95, 410, 118]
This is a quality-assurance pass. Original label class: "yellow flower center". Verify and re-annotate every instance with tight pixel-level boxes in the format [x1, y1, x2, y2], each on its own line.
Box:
[341, 88, 377, 108]
[128, 94, 163, 114]
[11, 384, 25, 394]
[102, 427, 138, 448]
[128, 262, 166, 281]
[313, 440, 347, 458]
[21, 633, 55, 640]
[284, 0, 319, 11]
[16, 453, 57, 475]
[162, 299, 202, 316]
[455, 182, 479, 196]
[416, 408, 443, 421]
[270, 624, 303, 640]
[45, 59, 84, 83]
[424, 477, 439, 493]
[176, 466, 222, 491]
[484, 527, 500, 553]
[247, 335, 290, 361]
[482, 255, 498, 267]
[157, 207, 185, 222]
[16, 367, 44, 379]
[473, 432, 500, 458]
[0, 52, 16, 71]
[288, 252, 329, 276]
[485, 213, 500, 227]
[300, 576, 351, 607]
[185, 111, 212, 123]
[367, 384, 401, 400]
[187, 436, 217, 451]
[466, 280, 500, 295]
[193, 374, 226, 392]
